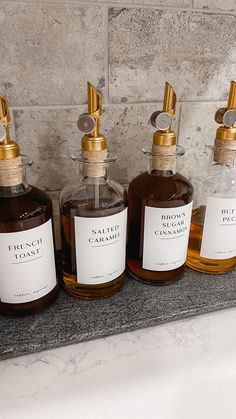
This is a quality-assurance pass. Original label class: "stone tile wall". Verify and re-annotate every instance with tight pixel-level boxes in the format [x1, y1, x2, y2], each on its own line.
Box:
[0, 0, 235, 246]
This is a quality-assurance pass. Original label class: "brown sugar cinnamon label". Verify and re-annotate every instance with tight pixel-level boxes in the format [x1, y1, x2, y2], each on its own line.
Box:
[142, 202, 193, 271]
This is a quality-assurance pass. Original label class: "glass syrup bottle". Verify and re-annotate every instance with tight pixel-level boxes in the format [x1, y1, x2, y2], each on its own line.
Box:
[127, 83, 194, 284]
[187, 80, 236, 274]
[60, 82, 127, 300]
[0, 94, 58, 315]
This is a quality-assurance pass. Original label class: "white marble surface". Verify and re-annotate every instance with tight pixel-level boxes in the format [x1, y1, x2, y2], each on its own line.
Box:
[1, 308, 236, 419]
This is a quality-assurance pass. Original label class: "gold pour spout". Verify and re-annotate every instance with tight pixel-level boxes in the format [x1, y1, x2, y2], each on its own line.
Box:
[215, 81, 236, 129]
[88, 82, 102, 116]
[87, 82, 102, 137]
[78, 82, 107, 152]
[0, 93, 20, 160]
[0, 94, 11, 143]
[227, 80, 236, 111]
[150, 82, 176, 131]
[163, 82, 176, 116]
[214, 80, 236, 142]
[150, 82, 177, 146]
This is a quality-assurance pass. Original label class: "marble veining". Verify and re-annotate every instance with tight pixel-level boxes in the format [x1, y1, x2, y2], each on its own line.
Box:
[1, 308, 236, 419]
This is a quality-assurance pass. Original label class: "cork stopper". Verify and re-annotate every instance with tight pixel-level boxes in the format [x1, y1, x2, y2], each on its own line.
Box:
[0, 156, 23, 186]
[213, 136, 236, 165]
[151, 144, 177, 171]
[0, 94, 23, 186]
[150, 82, 177, 170]
[213, 81, 236, 165]
[82, 149, 108, 177]
[77, 82, 108, 177]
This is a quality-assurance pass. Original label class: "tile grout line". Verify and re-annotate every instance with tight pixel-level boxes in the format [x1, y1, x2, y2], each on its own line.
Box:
[3, 0, 236, 17]
[11, 104, 86, 110]
[103, 5, 109, 106]
[11, 100, 225, 111]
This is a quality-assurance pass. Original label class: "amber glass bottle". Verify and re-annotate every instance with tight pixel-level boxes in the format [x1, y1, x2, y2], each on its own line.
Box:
[0, 95, 58, 315]
[60, 83, 127, 300]
[187, 81, 236, 274]
[60, 159, 127, 299]
[127, 83, 193, 285]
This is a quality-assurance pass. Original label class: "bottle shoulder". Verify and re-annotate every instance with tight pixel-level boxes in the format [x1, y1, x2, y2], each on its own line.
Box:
[0, 185, 52, 223]
[0, 184, 51, 201]
[60, 177, 126, 218]
[128, 171, 193, 201]
[27, 185, 52, 203]
[60, 178, 125, 206]
[200, 164, 236, 199]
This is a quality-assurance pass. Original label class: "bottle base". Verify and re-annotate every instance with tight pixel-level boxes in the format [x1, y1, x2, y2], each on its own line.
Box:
[186, 254, 235, 275]
[127, 259, 184, 285]
[0, 284, 59, 316]
[62, 271, 126, 300]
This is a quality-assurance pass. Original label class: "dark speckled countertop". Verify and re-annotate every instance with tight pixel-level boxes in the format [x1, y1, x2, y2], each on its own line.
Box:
[1, 268, 236, 361]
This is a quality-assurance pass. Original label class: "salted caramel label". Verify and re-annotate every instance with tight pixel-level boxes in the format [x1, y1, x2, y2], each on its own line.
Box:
[74, 209, 127, 284]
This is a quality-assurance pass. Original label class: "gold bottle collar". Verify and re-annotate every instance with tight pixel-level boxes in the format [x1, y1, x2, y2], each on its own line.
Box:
[0, 142, 20, 160]
[82, 134, 107, 152]
[216, 126, 236, 142]
[153, 130, 176, 146]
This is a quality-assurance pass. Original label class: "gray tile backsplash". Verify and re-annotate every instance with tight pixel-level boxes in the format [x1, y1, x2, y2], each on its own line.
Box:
[0, 2, 105, 106]
[109, 8, 236, 103]
[13, 104, 180, 188]
[1, 0, 234, 246]
[178, 102, 222, 182]
[193, 0, 236, 10]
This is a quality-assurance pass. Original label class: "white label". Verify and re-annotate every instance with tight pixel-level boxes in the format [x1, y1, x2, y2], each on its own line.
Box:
[74, 209, 127, 284]
[0, 219, 57, 304]
[142, 202, 193, 271]
[200, 197, 236, 259]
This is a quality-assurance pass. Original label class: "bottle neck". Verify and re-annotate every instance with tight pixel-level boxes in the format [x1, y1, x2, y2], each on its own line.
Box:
[147, 155, 177, 175]
[0, 183, 29, 197]
[0, 165, 29, 197]
[80, 161, 109, 183]
[211, 143, 236, 168]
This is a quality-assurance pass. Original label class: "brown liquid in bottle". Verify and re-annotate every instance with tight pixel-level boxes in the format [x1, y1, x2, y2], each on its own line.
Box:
[61, 197, 126, 300]
[186, 206, 236, 274]
[0, 185, 58, 315]
[127, 170, 193, 284]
